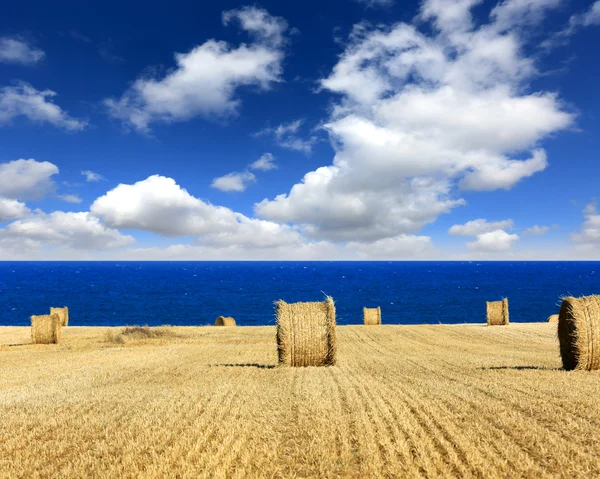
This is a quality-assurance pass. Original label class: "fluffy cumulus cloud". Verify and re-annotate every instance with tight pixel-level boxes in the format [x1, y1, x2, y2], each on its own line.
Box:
[250, 153, 277, 171]
[257, 0, 573, 244]
[0, 198, 30, 221]
[0, 37, 45, 65]
[211, 171, 256, 192]
[523, 224, 549, 236]
[0, 159, 59, 200]
[255, 120, 318, 153]
[0, 211, 134, 252]
[467, 230, 520, 252]
[449, 218, 514, 236]
[346, 234, 435, 259]
[0, 83, 86, 131]
[90, 175, 306, 250]
[105, 6, 288, 133]
[570, 202, 600, 246]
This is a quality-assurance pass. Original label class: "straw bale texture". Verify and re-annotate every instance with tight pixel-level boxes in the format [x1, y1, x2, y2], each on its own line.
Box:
[31, 314, 62, 344]
[214, 316, 236, 327]
[50, 307, 69, 326]
[363, 307, 381, 325]
[486, 298, 509, 326]
[558, 295, 600, 371]
[276, 297, 336, 367]
[547, 314, 559, 323]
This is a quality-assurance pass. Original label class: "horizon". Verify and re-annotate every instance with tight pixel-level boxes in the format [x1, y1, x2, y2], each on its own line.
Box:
[1, 0, 600, 260]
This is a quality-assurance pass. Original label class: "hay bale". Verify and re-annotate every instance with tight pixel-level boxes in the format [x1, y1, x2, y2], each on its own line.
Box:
[363, 307, 381, 325]
[486, 298, 509, 326]
[31, 314, 62, 344]
[558, 295, 600, 371]
[214, 316, 236, 326]
[50, 306, 69, 326]
[276, 297, 336, 367]
[547, 314, 559, 323]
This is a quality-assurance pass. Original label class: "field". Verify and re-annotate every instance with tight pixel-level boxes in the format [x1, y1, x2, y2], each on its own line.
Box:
[1, 323, 600, 478]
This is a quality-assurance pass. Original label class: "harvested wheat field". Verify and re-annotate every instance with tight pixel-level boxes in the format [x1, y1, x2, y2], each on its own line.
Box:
[1, 323, 600, 478]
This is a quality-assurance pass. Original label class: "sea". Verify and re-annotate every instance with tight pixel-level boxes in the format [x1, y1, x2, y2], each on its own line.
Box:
[1, 261, 599, 326]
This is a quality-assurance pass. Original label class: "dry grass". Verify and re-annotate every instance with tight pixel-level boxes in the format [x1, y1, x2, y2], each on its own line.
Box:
[548, 314, 559, 323]
[104, 325, 178, 344]
[276, 297, 336, 367]
[364, 307, 382, 325]
[2, 323, 600, 478]
[486, 298, 509, 325]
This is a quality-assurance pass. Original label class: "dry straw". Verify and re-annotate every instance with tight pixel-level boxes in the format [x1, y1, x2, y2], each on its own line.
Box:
[50, 307, 69, 326]
[547, 314, 559, 323]
[214, 316, 236, 326]
[486, 298, 509, 326]
[31, 314, 62, 344]
[364, 307, 381, 325]
[276, 296, 336, 367]
[558, 295, 600, 371]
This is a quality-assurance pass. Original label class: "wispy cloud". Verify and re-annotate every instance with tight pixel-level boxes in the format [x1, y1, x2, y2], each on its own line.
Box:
[0, 37, 45, 65]
[81, 170, 105, 182]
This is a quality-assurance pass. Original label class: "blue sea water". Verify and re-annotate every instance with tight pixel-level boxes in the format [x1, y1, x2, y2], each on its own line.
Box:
[0, 262, 599, 327]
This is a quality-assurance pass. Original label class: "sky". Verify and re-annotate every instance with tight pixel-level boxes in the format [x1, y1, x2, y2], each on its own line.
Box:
[0, 0, 599, 260]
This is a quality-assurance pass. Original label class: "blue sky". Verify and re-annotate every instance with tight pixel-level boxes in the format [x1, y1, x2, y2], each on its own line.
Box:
[0, 0, 599, 259]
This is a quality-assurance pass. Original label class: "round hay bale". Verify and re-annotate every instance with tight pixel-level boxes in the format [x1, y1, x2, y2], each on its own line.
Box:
[363, 307, 381, 325]
[50, 306, 69, 326]
[486, 298, 509, 325]
[558, 295, 600, 371]
[276, 296, 336, 367]
[547, 314, 559, 323]
[31, 313, 62, 344]
[214, 316, 236, 326]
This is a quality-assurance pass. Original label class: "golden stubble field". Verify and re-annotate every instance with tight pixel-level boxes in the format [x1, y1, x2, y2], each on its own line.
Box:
[1, 323, 600, 478]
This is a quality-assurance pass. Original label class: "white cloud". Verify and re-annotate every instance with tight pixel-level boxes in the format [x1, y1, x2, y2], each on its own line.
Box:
[353, 0, 395, 8]
[81, 170, 105, 182]
[0, 198, 30, 221]
[570, 202, 600, 245]
[0, 211, 134, 251]
[567, 1, 600, 29]
[90, 175, 305, 250]
[256, 119, 318, 153]
[523, 224, 549, 236]
[466, 229, 520, 251]
[0, 83, 86, 131]
[0, 37, 45, 65]
[346, 234, 435, 259]
[250, 153, 277, 171]
[449, 218, 514, 236]
[0, 159, 59, 200]
[257, 0, 573, 243]
[211, 171, 256, 192]
[105, 7, 288, 133]
[57, 194, 83, 204]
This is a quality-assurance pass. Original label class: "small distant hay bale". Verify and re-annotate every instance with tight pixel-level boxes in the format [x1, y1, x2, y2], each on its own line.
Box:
[558, 295, 600, 371]
[363, 307, 381, 325]
[50, 306, 69, 326]
[31, 314, 62, 344]
[276, 297, 336, 367]
[486, 298, 509, 326]
[215, 316, 236, 326]
[547, 314, 559, 323]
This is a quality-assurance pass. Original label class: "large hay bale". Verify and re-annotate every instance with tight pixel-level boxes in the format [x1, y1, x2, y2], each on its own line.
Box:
[214, 316, 236, 326]
[50, 306, 69, 326]
[276, 297, 336, 367]
[31, 314, 62, 344]
[558, 295, 600, 371]
[363, 307, 381, 325]
[547, 314, 559, 323]
[486, 298, 509, 326]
